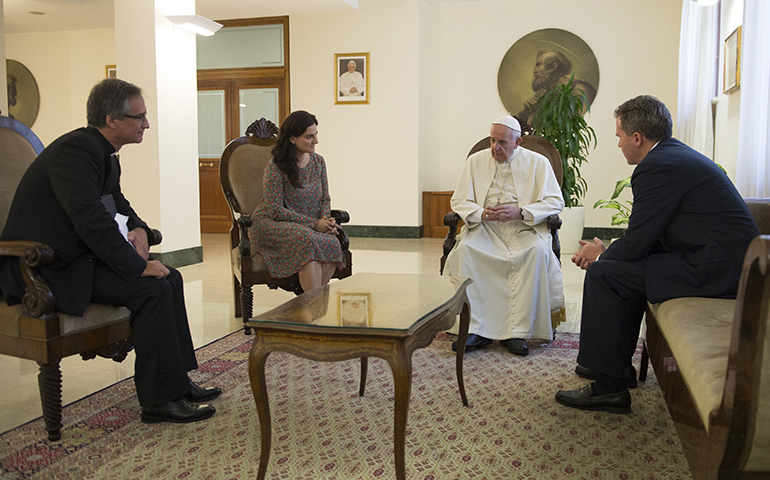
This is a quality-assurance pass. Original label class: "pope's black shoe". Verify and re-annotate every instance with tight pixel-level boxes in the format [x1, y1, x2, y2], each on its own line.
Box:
[574, 364, 638, 389]
[500, 338, 529, 356]
[141, 397, 216, 424]
[555, 383, 632, 414]
[183, 381, 222, 402]
[451, 334, 493, 352]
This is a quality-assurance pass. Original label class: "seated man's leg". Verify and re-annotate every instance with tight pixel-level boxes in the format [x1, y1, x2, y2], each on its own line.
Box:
[577, 258, 647, 379]
[555, 258, 647, 414]
[90, 261, 198, 407]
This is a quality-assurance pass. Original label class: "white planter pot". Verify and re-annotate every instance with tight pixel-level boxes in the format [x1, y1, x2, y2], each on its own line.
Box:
[558, 206, 586, 255]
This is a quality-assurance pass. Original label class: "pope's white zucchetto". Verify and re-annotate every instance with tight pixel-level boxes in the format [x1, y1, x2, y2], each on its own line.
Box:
[492, 115, 521, 132]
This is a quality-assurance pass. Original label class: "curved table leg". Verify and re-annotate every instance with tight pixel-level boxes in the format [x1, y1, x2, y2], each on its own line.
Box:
[359, 357, 368, 397]
[249, 348, 272, 480]
[456, 301, 470, 406]
[385, 348, 412, 480]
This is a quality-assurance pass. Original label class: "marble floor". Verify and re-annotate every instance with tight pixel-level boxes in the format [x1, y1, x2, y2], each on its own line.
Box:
[0, 234, 586, 434]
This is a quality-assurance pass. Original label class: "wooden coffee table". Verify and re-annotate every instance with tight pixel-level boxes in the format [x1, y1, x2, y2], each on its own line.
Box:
[246, 273, 472, 480]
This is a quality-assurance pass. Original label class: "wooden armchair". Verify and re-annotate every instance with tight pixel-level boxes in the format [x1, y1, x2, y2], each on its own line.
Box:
[0, 114, 161, 441]
[220, 118, 353, 333]
[440, 123, 564, 273]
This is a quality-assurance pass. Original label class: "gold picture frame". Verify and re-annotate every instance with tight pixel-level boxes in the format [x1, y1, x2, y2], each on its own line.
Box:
[105, 65, 117, 79]
[335, 52, 370, 105]
[338, 293, 372, 327]
[723, 26, 741, 94]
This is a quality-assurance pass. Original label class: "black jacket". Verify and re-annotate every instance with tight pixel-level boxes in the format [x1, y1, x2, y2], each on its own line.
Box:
[0, 127, 149, 315]
[603, 137, 759, 302]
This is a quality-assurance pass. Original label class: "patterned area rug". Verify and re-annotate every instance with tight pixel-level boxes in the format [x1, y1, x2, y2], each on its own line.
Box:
[0, 332, 692, 479]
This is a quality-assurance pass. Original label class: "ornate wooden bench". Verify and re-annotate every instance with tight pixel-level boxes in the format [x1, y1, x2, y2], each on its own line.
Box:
[641, 198, 770, 479]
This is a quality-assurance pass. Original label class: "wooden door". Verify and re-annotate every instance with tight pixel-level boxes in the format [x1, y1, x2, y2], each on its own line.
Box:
[197, 81, 286, 232]
[196, 16, 290, 233]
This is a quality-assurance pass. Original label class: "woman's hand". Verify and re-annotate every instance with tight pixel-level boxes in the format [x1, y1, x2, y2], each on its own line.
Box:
[314, 216, 340, 235]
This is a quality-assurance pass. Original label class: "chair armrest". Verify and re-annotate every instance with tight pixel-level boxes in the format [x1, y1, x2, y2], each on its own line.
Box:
[236, 215, 253, 257]
[547, 214, 562, 262]
[330, 210, 350, 251]
[0, 240, 56, 317]
[330, 210, 350, 225]
[443, 213, 460, 258]
[148, 228, 162, 246]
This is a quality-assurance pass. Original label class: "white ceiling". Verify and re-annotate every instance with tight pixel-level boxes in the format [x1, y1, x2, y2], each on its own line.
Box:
[2, 0, 361, 35]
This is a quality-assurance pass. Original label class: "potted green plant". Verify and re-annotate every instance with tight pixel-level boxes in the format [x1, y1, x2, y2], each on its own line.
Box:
[531, 73, 597, 254]
[593, 176, 632, 225]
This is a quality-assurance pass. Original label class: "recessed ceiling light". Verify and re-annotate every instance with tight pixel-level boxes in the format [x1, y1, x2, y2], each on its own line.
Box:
[29, 11, 46, 16]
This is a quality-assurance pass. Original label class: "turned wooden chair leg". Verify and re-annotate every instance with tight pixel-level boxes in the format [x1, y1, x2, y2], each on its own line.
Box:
[38, 361, 63, 441]
[242, 285, 254, 335]
[234, 275, 243, 318]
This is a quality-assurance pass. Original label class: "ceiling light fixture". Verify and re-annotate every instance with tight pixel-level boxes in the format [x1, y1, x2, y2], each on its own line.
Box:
[165, 15, 223, 37]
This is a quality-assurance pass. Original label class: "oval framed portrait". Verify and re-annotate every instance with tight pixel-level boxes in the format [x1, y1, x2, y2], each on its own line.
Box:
[6, 59, 41, 128]
[498, 28, 600, 125]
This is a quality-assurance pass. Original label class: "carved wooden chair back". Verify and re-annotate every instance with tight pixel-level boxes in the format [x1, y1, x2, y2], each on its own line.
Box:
[440, 122, 564, 274]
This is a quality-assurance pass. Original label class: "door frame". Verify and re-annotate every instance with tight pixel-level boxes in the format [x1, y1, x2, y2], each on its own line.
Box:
[197, 16, 290, 233]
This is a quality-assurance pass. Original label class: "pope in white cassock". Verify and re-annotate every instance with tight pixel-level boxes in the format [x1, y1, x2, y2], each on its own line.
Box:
[339, 60, 365, 97]
[443, 115, 566, 356]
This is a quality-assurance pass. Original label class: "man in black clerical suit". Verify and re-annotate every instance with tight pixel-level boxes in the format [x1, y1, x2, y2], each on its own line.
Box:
[0, 79, 221, 423]
[555, 95, 759, 413]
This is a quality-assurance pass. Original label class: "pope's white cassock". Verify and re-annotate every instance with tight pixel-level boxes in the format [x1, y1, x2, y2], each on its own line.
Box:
[339, 71, 365, 97]
[443, 145, 566, 340]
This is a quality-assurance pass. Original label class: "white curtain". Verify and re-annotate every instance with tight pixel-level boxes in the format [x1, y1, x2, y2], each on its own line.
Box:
[736, 0, 770, 198]
[677, 0, 718, 158]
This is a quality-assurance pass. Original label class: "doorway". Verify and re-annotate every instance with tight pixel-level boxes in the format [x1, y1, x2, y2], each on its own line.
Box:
[197, 17, 290, 233]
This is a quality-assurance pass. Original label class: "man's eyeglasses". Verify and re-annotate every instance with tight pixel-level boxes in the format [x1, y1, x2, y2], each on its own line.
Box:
[124, 113, 147, 122]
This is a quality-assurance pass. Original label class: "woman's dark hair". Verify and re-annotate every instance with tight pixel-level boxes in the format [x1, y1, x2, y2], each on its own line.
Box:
[272, 110, 318, 188]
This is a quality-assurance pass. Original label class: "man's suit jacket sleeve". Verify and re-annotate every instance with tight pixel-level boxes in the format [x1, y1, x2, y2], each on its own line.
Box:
[602, 156, 679, 262]
[109, 158, 152, 237]
[49, 138, 147, 282]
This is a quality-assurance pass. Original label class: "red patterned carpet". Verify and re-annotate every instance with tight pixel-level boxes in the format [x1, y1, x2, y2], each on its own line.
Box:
[0, 332, 692, 479]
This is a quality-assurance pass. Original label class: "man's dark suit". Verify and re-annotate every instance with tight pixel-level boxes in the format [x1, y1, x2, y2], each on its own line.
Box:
[577, 137, 760, 379]
[0, 127, 196, 407]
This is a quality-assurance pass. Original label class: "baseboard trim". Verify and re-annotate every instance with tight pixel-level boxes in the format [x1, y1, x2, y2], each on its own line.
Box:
[582, 227, 626, 241]
[344, 225, 424, 238]
[152, 246, 203, 268]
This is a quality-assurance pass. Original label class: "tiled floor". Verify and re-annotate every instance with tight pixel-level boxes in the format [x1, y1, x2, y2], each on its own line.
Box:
[0, 234, 586, 434]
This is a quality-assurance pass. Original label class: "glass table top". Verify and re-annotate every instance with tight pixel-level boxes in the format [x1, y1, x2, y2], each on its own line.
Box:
[247, 273, 471, 331]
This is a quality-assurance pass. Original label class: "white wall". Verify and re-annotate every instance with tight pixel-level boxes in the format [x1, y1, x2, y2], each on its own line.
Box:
[713, 0, 744, 180]
[5, 0, 687, 232]
[415, 0, 682, 228]
[5, 29, 116, 145]
[290, 0, 421, 227]
[290, 0, 681, 229]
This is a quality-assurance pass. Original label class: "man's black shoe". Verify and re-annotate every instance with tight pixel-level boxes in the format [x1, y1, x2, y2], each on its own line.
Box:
[555, 384, 632, 414]
[451, 334, 493, 352]
[141, 397, 216, 424]
[500, 338, 529, 356]
[574, 364, 638, 389]
[183, 381, 222, 402]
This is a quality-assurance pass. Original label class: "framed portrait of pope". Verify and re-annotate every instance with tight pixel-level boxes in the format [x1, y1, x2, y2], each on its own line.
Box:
[335, 52, 369, 105]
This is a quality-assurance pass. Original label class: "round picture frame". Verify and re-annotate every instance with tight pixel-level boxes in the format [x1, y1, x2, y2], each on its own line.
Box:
[6, 59, 41, 128]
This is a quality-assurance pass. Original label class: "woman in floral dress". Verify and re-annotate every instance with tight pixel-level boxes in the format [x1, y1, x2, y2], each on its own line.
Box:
[249, 111, 345, 292]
